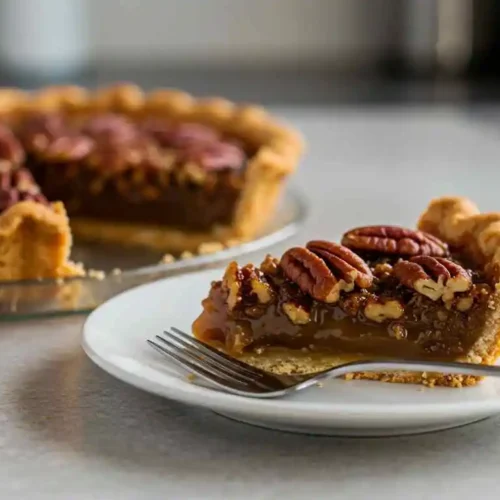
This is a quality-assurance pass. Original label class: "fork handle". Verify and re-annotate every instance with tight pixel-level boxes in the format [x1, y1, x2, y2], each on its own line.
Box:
[319, 359, 500, 381]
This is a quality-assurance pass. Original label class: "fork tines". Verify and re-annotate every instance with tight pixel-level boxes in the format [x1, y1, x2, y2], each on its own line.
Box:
[148, 328, 282, 393]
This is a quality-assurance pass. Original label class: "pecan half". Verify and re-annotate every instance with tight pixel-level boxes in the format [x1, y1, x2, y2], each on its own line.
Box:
[342, 225, 449, 257]
[393, 256, 471, 301]
[306, 240, 373, 288]
[83, 114, 138, 144]
[182, 141, 245, 171]
[42, 135, 95, 162]
[0, 168, 48, 213]
[280, 242, 372, 303]
[153, 122, 219, 149]
[21, 113, 66, 152]
[0, 124, 24, 166]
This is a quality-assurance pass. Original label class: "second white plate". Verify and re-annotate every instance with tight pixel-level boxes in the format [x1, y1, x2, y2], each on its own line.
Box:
[82, 269, 500, 436]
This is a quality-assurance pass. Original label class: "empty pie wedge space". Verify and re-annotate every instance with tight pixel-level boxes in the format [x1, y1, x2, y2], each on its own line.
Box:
[0, 83, 304, 282]
[192, 196, 500, 388]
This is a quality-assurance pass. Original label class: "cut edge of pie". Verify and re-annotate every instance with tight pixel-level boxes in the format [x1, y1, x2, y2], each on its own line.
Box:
[192, 196, 500, 388]
[0, 200, 84, 281]
[0, 84, 305, 253]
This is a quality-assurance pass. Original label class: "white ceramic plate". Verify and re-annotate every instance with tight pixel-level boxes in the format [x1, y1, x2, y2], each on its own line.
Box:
[82, 269, 500, 437]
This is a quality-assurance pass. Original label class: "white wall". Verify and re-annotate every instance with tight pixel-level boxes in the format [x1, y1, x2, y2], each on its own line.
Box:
[88, 0, 397, 66]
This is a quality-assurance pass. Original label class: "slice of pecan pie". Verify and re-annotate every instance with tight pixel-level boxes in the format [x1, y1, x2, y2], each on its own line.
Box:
[0, 125, 82, 281]
[0, 84, 303, 254]
[193, 196, 500, 387]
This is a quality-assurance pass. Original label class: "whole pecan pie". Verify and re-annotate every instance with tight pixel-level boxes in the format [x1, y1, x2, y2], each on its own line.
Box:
[193, 197, 500, 387]
[0, 84, 303, 280]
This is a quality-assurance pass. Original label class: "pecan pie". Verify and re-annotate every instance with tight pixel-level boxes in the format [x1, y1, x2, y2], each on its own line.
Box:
[0, 84, 303, 267]
[193, 196, 500, 387]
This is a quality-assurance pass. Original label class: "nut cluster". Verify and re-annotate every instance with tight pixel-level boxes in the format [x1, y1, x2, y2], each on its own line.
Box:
[271, 226, 475, 319]
[220, 225, 478, 327]
[20, 112, 246, 173]
[0, 167, 48, 213]
[222, 262, 273, 313]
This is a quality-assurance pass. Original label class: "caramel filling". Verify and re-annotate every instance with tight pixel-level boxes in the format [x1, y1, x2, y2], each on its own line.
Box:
[193, 281, 493, 362]
[28, 159, 244, 231]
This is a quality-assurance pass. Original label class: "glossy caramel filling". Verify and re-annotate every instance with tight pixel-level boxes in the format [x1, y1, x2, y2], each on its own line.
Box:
[28, 158, 243, 230]
[193, 281, 493, 361]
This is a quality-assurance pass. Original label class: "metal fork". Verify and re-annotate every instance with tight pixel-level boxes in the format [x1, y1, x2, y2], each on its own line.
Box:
[147, 327, 500, 398]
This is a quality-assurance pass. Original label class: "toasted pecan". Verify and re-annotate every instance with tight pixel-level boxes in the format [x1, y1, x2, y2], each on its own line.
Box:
[280, 241, 373, 303]
[342, 225, 449, 257]
[393, 256, 471, 301]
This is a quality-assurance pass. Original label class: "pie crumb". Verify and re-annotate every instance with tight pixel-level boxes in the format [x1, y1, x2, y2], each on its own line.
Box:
[198, 241, 224, 255]
[225, 238, 241, 248]
[161, 253, 175, 264]
[88, 269, 106, 280]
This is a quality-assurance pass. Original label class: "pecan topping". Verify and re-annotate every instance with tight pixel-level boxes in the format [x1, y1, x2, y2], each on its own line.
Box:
[19, 110, 247, 176]
[364, 297, 404, 323]
[147, 122, 219, 149]
[282, 302, 311, 325]
[182, 141, 245, 171]
[0, 124, 24, 166]
[280, 241, 372, 303]
[83, 114, 138, 144]
[306, 240, 373, 288]
[222, 262, 273, 311]
[21, 113, 66, 150]
[259, 255, 281, 277]
[393, 256, 471, 302]
[42, 135, 95, 162]
[342, 225, 449, 257]
[0, 168, 48, 213]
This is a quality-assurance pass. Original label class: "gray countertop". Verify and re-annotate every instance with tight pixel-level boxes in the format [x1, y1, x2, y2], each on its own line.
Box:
[2, 107, 500, 499]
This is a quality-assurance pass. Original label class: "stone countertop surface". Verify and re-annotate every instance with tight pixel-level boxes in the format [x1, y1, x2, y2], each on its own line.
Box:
[2, 107, 500, 499]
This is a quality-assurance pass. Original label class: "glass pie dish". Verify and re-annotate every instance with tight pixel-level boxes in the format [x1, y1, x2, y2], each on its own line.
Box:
[0, 188, 306, 320]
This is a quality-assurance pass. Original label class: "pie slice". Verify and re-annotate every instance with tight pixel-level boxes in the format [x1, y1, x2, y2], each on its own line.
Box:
[0, 126, 83, 281]
[193, 196, 500, 387]
[0, 84, 303, 255]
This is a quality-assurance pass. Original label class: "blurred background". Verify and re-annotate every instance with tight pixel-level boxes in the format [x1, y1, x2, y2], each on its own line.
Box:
[1, 0, 500, 105]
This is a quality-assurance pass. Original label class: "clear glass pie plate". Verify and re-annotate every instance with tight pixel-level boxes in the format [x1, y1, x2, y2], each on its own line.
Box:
[0, 188, 307, 320]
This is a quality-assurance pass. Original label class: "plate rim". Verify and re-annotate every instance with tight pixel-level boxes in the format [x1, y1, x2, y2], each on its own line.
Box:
[82, 268, 500, 422]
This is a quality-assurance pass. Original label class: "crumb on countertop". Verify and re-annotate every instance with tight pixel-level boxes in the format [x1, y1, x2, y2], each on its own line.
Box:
[88, 269, 106, 280]
[160, 253, 175, 264]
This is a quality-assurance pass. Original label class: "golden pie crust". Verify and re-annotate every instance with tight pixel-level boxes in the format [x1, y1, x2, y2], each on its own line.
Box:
[0, 84, 304, 253]
[0, 201, 83, 281]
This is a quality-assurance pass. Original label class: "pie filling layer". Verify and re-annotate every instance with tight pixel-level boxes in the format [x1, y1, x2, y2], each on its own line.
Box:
[19, 114, 250, 232]
[193, 280, 493, 361]
[193, 227, 500, 370]
[27, 158, 242, 230]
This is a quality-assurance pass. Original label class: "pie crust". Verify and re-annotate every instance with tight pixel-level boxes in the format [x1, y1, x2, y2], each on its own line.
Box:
[0, 200, 83, 281]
